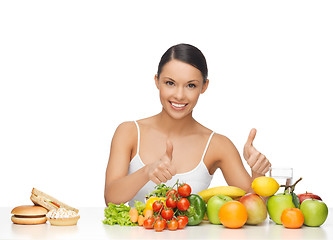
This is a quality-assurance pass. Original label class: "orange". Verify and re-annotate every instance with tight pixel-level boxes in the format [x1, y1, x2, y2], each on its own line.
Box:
[281, 208, 304, 229]
[218, 201, 247, 229]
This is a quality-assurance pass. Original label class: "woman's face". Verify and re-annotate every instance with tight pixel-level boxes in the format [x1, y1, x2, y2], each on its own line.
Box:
[155, 59, 209, 120]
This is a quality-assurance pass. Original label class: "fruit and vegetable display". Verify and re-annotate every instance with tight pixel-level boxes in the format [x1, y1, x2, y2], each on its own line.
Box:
[103, 177, 329, 231]
[103, 181, 206, 231]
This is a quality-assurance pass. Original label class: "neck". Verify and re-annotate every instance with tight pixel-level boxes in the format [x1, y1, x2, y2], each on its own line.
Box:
[155, 109, 196, 137]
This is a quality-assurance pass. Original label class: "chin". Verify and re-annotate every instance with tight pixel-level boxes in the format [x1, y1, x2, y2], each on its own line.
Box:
[165, 108, 193, 120]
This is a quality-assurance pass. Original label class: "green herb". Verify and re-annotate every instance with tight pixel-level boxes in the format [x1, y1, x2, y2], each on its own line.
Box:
[146, 183, 172, 199]
[134, 201, 146, 215]
[102, 203, 137, 226]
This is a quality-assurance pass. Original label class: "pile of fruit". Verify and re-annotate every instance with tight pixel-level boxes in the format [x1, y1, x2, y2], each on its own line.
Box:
[200, 176, 328, 229]
[103, 177, 329, 230]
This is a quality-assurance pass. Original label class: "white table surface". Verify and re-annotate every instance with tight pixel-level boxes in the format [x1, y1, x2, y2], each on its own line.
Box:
[1, 207, 332, 240]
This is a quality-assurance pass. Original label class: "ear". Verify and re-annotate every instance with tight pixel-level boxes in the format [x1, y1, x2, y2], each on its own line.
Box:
[201, 79, 209, 94]
[154, 74, 160, 90]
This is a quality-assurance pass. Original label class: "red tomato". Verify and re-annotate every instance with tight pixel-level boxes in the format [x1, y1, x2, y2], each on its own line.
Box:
[177, 216, 188, 229]
[152, 201, 164, 212]
[167, 189, 179, 198]
[178, 215, 188, 225]
[166, 196, 177, 209]
[154, 219, 166, 232]
[178, 184, 191, 197]
[168, 219, 178, 231]
[143, 217, 155, 229]
[161, 208, 174, 220]
[177, 198, 190, 211]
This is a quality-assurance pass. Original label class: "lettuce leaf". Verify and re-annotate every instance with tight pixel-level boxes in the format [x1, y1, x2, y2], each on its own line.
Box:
[102, 202, 137, 226]
[134, 201, 146, 215]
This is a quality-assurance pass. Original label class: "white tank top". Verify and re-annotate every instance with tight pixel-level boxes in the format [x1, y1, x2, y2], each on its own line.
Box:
[128, 121, 214, 207]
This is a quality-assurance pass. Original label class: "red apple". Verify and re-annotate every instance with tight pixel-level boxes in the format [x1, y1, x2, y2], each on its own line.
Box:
[297, 192, 322, 205]
[239, 193, 267, 225]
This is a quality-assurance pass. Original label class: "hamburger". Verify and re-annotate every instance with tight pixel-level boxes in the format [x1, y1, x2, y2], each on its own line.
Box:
[11, 205, 48, 225]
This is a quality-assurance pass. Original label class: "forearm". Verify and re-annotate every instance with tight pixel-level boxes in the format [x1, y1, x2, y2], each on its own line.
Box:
[251, 170, 265, 181]
[104, 166, 149, 205]
[244, 170, 265, 193]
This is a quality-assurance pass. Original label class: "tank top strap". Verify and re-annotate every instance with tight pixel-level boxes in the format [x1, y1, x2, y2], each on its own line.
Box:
[133, 120, 140, 155]
[200, 131, 215, 162]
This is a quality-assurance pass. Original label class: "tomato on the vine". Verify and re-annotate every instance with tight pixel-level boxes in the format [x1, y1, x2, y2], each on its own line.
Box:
[161, 208, 174, 220]
[178, 215, 189, 225]
[166, 196, 177, 209]
[168, 219, 178, 231]
[143, 217, 155, 229]
[152, 200, 164, 212]
[177, 198, 190, 211]
[154, 219, 166, 232]
[167, 189, 179, 198]
[178, 184, 191, 197]
[177, 215, 188, 229]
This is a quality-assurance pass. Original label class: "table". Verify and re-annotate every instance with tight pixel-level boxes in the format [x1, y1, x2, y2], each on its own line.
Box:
[1, 207, 332, 239]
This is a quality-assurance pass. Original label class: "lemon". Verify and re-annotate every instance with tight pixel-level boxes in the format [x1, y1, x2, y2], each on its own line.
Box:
[251, 177, 280, 197]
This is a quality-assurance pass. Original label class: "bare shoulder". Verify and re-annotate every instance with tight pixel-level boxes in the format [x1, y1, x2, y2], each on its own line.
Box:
[211, 133, 233, 145]
[136, 116, 156, 126]
[112, 121, 137, 147]
[114, 121, 137, 136]
[210, 133, 239, 158]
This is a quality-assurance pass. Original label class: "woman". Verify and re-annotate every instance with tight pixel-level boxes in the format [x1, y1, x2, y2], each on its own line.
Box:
[104, 43, 271, 207]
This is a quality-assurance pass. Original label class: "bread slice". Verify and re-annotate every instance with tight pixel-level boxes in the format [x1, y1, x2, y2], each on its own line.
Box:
[30, 188, 79, 213]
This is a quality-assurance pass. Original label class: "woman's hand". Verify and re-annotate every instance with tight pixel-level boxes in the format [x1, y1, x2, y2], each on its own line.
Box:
[146, 140, 177, 184]
[243, 128, 271, 175]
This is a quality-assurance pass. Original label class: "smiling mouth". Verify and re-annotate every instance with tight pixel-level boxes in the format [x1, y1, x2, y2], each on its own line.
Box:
[169, 101, 188, 109]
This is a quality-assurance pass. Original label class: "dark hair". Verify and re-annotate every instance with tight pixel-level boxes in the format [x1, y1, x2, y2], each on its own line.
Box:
[157, 43, 208, 83]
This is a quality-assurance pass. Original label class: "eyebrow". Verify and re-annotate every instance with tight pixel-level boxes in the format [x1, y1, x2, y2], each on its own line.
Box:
[163, 77, 200, 83]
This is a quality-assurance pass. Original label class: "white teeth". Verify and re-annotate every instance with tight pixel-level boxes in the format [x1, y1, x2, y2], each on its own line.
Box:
[171, 102, 186, 108]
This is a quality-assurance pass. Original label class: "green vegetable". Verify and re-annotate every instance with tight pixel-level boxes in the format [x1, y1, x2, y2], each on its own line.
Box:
[134, 201, 146, 215]
[185, 194, 206, 226]
[146, 183, 171, 198]
[103, 203, 137, 226]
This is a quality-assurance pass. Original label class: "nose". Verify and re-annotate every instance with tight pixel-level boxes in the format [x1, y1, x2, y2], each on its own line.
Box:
[174, 86, 185, 101]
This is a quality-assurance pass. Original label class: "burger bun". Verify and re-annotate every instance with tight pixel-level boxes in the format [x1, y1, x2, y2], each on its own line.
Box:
[11, 205, 48, 225]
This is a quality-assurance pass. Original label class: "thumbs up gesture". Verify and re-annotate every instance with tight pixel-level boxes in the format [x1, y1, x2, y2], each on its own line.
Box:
[243, 128, 271, 175]
[147, 140, 177, 185]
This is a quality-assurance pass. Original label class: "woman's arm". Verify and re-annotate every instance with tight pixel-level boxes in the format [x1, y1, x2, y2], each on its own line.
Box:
[104, 122, 150, 205]
[104, 122, 177, 205]
[210, 132, 271, 193]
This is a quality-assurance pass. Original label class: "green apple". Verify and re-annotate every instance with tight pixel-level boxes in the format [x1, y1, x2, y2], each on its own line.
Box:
[267, 193, 295, 224]
[300, 199, 328, 227]
[207, 195, 232, 224]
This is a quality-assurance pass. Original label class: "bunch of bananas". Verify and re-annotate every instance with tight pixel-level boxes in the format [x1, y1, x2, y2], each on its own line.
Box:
[198, 186, 246, 203]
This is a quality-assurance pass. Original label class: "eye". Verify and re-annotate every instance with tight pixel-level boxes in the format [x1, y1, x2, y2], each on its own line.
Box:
[188, 83, 196, 89]
[165, 81, 175, 86]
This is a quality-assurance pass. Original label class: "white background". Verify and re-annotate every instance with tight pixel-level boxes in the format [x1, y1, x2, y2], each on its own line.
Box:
[1, 1, 332, 208]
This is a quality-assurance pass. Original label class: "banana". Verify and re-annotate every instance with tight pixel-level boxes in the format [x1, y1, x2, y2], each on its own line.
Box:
[198, 186, 247, 203]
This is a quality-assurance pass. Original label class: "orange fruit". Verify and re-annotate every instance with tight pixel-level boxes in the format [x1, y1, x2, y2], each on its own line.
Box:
[281, 208, 304, 229]
[218, 201, 247, 229]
